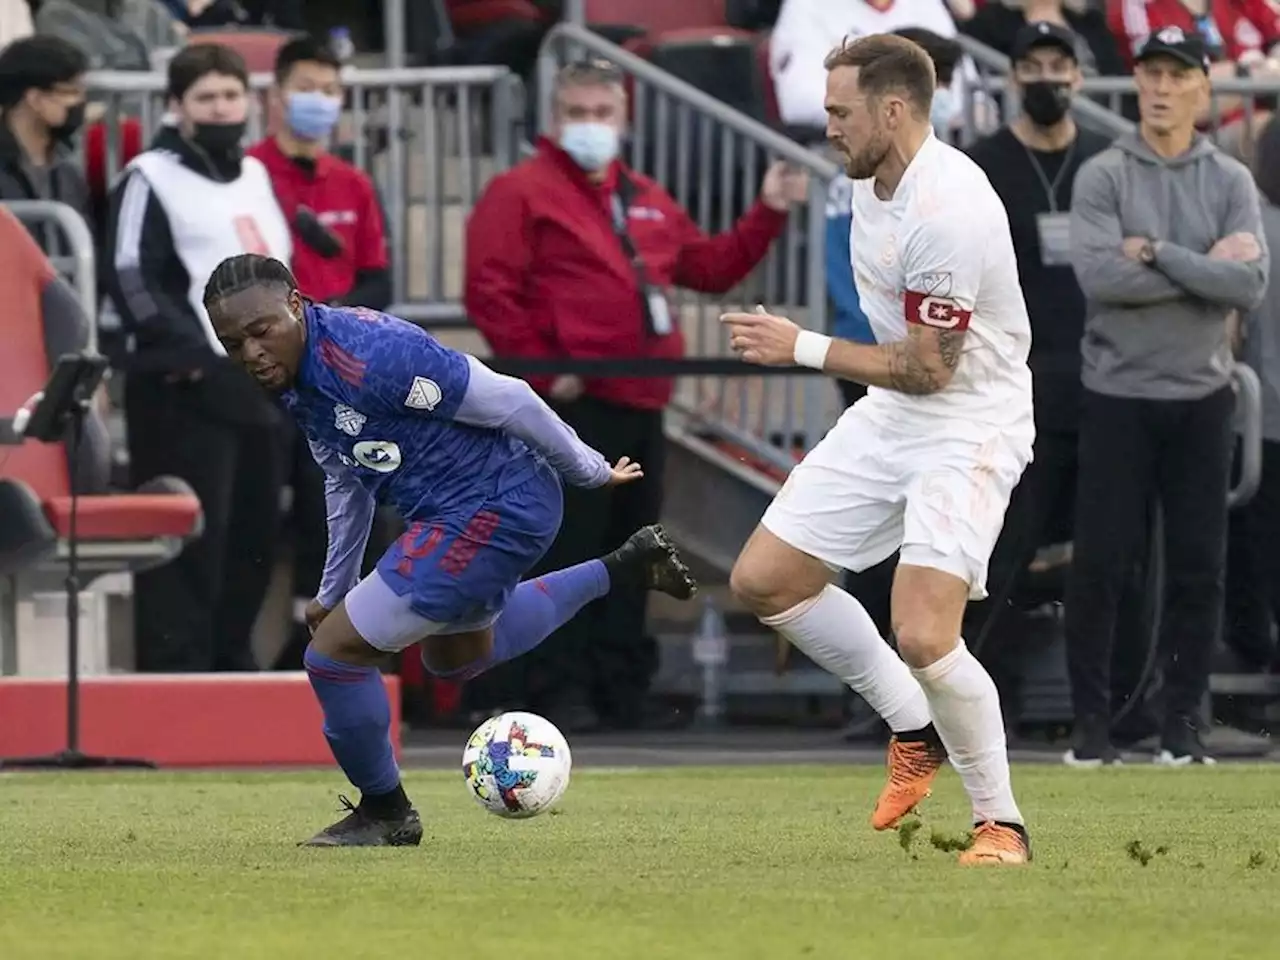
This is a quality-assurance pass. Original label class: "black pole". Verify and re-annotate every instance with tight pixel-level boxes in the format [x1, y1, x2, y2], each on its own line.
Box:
[65, 399, 82, 754]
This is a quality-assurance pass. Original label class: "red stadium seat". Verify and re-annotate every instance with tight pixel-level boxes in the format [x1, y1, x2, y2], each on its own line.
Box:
[185, 27, 294, 74]
[446, 0, 545, 33]
[82, 118, 144, 209]
[585, 0, 728, 34]
[0, 206, 202, 583]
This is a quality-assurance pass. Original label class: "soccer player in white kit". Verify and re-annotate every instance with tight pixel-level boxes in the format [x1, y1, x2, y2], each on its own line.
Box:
[722, 34, 1033, 865]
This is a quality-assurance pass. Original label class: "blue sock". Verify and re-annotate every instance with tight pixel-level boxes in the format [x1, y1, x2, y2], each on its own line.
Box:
[430, 559, 611, 680]
[303, 645, 401, 797]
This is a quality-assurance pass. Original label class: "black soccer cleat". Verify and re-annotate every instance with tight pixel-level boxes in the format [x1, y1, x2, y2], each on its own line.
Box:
[1062, 715, 1122, 769]
[299, 795, 424, 848]
[601, 524, 698, 601]
[1155, 715, 1218, 767]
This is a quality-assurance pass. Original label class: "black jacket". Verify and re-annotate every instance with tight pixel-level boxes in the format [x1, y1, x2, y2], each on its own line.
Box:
[103, 125, 278, 427]
[0, 119, 97, 263]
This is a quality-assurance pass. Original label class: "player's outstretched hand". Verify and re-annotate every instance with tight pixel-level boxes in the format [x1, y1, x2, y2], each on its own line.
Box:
[606, 456, 644, 486]
[720, 308, 801, 366]
[305, 598, 332, 636]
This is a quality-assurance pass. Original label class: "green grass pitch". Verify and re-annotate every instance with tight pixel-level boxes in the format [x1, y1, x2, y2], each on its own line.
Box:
[1, 764, 1278, 959]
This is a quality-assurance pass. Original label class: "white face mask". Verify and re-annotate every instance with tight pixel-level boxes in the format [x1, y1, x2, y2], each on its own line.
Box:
[931, 85, 960, 134]
[559, 122, 620, 172]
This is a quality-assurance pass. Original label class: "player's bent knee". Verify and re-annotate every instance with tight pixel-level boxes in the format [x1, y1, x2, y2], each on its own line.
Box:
[892, 621, 959, 670]
[730, 527, 830, 618]
[309, 602, 388, 666]
[421, 628, 495, 677]
[891, 563, 970, 669]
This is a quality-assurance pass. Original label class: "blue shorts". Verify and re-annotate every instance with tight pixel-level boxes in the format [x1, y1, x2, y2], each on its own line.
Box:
[346, 460, 563, 653]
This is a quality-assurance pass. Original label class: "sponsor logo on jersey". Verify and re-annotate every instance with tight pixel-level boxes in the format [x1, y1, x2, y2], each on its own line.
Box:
[404, 376, 442, 411]
[333, 403, 366, 437]
[352, 440, 402, 473]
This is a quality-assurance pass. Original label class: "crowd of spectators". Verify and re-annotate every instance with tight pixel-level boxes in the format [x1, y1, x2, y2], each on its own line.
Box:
[4, 0, 1280, 756]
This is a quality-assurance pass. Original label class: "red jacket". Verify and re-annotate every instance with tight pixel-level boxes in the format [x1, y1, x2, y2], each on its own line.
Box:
[465, 138, 788, 410]
[246, 137, 388, 303]
[1109, 0, 1280, 67]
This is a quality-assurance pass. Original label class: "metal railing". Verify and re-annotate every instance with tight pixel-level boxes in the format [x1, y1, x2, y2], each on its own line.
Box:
[86, 64, 525, 326]
[3, 200, 98, 350]
[1075, 75, 1280, 158]
[536, 22, 842, 468]
[953, 35, 1137, 144]
[963, 54, 1280, 150]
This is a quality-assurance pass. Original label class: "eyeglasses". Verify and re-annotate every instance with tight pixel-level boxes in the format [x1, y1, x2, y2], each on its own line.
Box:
[557, 58, 624, 85]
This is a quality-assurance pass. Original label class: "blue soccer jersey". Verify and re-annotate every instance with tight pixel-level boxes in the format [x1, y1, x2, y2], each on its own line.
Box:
[283, 303, 611, 615]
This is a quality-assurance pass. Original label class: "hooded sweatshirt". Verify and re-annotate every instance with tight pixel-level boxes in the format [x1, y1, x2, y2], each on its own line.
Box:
[1243, 118, 1280, 442]
[1069, 131, 1268, 401]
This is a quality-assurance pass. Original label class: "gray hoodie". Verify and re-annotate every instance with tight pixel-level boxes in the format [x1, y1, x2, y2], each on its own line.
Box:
[1069, 132, 1268, 401]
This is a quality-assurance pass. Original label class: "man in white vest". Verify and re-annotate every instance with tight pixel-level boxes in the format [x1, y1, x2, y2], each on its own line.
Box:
[104, 42, 292, 674]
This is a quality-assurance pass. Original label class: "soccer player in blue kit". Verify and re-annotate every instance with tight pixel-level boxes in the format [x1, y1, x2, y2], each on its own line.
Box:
[203, 254, 697, 847]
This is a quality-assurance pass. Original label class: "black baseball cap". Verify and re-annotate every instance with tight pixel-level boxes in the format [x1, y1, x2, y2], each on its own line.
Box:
[1136, 25, 1211, 73]
[1010, 21, 1078, 64]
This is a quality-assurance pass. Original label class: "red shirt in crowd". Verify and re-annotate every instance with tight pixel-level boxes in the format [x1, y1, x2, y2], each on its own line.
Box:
[1109, 0, 1280, 67]
[246, 137, 388, 304]
[465, 137, 788, 411]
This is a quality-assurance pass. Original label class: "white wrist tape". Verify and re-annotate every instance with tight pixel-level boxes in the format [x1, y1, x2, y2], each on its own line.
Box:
[793, 330, 832, 370]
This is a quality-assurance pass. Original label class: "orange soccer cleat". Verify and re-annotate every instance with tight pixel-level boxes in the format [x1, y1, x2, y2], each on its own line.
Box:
[958, 821, 1032, 865]
[870, 734, 948, 831]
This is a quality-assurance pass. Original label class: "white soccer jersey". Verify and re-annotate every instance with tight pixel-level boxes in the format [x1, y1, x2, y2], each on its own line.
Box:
[850, 133, 1034, 443]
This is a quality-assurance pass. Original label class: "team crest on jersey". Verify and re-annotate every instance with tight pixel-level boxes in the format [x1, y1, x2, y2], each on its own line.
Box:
[333, 404, 366, 437]
[404, 376, 442, 411]
[352, 440, 402, 473]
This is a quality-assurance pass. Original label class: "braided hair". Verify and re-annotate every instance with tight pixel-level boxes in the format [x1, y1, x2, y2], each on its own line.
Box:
[203, 254, 298, 313]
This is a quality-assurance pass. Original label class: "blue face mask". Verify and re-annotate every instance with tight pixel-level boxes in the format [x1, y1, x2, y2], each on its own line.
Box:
[931, 86, 959, 135]
[559, 122, 620, 172]
[286, 91, 342, 141]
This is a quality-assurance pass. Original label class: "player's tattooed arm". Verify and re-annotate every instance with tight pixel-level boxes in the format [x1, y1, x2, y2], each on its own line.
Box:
[722, 307, 965, 395]
[884, 324, 966, 395]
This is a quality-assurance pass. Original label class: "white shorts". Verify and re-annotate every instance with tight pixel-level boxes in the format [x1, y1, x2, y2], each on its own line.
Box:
[760, 407, 1032, 599]
[345, 569, 500, 654]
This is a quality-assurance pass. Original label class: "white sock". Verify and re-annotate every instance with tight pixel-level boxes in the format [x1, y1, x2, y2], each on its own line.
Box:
[911, 640, 1022, 825]
[761, 585, 931, 733]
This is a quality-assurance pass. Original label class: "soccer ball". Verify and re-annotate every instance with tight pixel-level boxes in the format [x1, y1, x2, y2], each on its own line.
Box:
[461, 711, 572, 818]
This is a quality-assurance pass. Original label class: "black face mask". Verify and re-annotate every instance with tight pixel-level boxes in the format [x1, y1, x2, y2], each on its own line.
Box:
[50, 101, 85, 144]
[1021, 81, 1072, 127]
[191, 120, 247, 155]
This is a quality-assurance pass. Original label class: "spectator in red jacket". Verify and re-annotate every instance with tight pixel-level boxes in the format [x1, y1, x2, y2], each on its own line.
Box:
[464, 58, 808, 730]
[1110, 0, 1280, 68]
[248, 35, 390, 309]
[1109, 0, 1280, 136]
